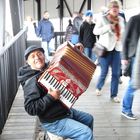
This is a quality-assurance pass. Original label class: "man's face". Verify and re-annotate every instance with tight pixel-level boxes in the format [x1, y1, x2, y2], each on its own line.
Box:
[43, 12, 49, 19]
[27, 50, 45, 70]
[85, 16, 93, 22]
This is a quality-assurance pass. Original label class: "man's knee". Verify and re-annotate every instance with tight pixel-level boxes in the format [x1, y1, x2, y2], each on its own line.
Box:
[83, 127, 94, 140]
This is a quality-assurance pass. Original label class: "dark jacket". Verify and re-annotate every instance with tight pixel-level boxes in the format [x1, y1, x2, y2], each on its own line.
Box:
[35, 18, 54, 42]
[79, 21, 96, 48]
[122, 14, 140, 60]
[18, 64, 70, 123]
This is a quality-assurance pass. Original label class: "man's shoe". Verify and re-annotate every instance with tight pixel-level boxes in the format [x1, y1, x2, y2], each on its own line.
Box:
[121, 112, 137, 120]
[111, 96, 120, 103]
[96, 89, 101, 96]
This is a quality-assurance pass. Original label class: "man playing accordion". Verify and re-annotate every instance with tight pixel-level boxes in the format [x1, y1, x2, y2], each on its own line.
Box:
[18, 44, 94, 140]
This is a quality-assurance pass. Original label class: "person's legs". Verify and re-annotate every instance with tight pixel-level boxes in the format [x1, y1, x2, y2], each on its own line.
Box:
[42, 41, 49, 59]
[121, 56, 137, 119]
[96, 56, 109, 91]
[110, 50, 120, 98]
[47, 42, 51, 56]
[84, 47, 95, 60]
[42, 109, 94, 140]
[121, 80, 137, 119]
[122, 80, 136, 114]
[84, 47, 90, 59]
[91, 49, 97, 62]
[70, 108, 94, 130]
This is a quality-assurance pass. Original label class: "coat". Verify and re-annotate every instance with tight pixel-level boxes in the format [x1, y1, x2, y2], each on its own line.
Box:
[79, 21, 96, 48]
[93, 15, 125, 51]
[35, 18, 54, 42]
[131, 37, 140, 89]
[18, 64, 70, 123]
[122, 14, 140, 60]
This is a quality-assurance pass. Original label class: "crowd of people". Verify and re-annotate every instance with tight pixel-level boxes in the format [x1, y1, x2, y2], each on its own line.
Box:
[21, 0, 140, 139]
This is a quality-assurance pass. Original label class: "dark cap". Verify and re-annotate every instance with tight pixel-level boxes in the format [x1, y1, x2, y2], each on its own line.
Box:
[24, 45, 44, 60]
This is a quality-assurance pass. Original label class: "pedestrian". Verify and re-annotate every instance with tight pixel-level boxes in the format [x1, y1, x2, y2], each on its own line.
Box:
[34, 11, 54, 59]
[79, 10, 96, 61]
[121, 13, 140, 120]
[93, 0, 125, 102]
[65, 19, 78, 44]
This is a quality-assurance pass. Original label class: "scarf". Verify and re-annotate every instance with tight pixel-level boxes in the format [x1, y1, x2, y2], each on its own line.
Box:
[107, 14, 121, 41]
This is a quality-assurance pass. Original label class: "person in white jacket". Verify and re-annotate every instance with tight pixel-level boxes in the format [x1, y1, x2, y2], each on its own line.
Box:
[93, 0, 125, 102]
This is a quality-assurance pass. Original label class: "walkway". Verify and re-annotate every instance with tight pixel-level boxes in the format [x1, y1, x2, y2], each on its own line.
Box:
[74, 66, 140, 140]
[0, 86, 38, 140]
[1, 66, 140, 140]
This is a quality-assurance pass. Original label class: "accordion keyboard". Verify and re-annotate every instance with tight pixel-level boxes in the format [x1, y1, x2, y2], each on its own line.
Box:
[38, 42, 97, 108]
[39, 71, 77, 108]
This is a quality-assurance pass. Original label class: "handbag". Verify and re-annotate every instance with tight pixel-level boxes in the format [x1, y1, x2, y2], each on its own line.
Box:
[93, 42, 108, 57]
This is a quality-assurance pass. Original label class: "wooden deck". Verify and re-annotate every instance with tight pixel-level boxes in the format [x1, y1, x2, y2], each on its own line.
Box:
[1, 66, 140, 140]
[0, 86, 38, 140]
[74, 66, 140, 140]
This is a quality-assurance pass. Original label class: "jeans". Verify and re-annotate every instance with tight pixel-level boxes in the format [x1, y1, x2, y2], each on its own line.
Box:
[122, 80, 136, 114]
[42, 108, 94, 140]
[42, 41, 50, 59]
[84, 47, 97, 62]
[96, 50, 121, 98]
[122, 57, 136, 114]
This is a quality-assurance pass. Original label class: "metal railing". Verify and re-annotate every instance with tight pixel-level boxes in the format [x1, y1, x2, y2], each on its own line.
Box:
[54, 31, 66, 50]
[0, 28, 27, 134]
[0, 29, 65, 134]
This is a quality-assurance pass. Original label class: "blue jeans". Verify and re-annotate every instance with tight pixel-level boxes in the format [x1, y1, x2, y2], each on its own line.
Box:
[84, 47, 97, 62]
[42, 108, 94, 140]
[122, 80, 136, 114]
[42, 41, 50, 58]
[96, 50, 121, 98]
[122, 57, 136, 114]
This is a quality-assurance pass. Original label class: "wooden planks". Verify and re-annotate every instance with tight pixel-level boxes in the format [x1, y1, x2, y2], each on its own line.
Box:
[0, 86, 37, 140]
[1, 66, 140, 140]
[74, 66, 140, 140]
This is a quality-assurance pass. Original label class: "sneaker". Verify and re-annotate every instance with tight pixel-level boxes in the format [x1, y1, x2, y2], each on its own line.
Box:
[96, 89, 101, 96]
[121, 112, 137, 120]
[111, 96, 120, 103]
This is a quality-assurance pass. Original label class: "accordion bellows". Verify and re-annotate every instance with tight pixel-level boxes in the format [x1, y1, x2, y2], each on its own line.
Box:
[38, 42, 96, 108]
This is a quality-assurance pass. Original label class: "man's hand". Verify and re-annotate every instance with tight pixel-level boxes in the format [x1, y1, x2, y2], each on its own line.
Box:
[121, 59, 128, 65]
[48, 88, 61, 100]
[75, 43, 84, 52]
[33, 22, 36, 27]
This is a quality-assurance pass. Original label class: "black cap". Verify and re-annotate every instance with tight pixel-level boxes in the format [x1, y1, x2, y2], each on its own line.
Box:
[24, 45, 44, 60]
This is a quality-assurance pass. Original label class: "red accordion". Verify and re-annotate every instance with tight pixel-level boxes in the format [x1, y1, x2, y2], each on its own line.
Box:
[38, 42, 96, 108]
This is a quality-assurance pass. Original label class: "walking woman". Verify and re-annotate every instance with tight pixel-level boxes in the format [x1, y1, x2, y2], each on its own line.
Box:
[93, 0, 125, 102]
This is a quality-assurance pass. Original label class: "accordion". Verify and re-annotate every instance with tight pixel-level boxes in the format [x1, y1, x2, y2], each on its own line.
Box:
[38, 42, 96, 108]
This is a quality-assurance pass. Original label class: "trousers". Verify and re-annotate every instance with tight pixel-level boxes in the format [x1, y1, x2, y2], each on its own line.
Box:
[42, 108, 94, 140]
[96, 50, 120, 98]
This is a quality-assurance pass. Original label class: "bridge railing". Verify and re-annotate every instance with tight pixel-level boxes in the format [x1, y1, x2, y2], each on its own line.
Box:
[54, 31, 66, 50]
[0, 29, 66, 134]
[0, 27, 27, 134]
